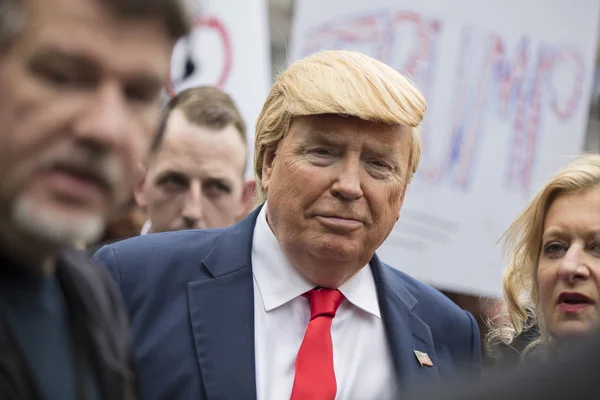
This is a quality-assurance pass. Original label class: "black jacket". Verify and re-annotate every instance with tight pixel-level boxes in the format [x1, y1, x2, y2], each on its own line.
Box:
[0, 249, 137, 400]
[406, 329, 600, 399]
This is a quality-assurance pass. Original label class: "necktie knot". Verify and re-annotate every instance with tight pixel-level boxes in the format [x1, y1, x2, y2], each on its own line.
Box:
[303, 288, 344, 320]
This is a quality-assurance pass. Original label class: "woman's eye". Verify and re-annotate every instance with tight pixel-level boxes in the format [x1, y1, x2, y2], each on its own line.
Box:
[589, 242, 600, 255]
[544, 242, 566, 258]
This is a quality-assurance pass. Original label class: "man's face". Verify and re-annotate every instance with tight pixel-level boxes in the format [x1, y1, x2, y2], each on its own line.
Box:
[0, 0, 173, 248]
[261, 114, 412, 287]
[137, 110, 253, 233]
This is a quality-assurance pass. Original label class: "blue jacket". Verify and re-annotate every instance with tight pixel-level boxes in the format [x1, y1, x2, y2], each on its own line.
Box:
[94, 207, 481, 399]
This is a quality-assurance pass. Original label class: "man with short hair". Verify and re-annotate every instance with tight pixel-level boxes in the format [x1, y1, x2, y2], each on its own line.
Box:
[95, 50, 481, 399]
[136, 86, 255, 233]
[0, 0, 190, 398]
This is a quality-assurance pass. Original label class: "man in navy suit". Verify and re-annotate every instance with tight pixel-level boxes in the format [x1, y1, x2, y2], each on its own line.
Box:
[95, 50, 481, 400]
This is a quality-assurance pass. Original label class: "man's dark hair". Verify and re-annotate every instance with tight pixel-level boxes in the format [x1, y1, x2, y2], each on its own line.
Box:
[0, 0, 193, 50]
[0, 0, 24, 50]
[151, 86, 247, 153]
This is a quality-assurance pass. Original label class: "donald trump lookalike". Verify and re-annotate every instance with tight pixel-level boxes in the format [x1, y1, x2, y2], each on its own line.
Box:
[94, 50, 481, 400]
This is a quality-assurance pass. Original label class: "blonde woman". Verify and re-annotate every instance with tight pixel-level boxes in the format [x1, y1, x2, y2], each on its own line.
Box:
[488, 154, 600, 359]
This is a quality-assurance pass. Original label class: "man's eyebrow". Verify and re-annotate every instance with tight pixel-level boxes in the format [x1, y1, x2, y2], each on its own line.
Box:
[125, 72, 164, 92]
[154, 169, 188, 182]
[365, 143, 397, 157]
[308, 129, 397, 157]
[29, 47, 99, 73]
[30, 46, 164, 88]
[204, 177, 233, 189]
[204, 175, 231, 183]
[302, 129, 343, 146]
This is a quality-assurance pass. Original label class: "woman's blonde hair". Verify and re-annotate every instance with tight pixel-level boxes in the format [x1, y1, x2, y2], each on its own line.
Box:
[487, 153, 600, 359]
[253, 50, 427, 203]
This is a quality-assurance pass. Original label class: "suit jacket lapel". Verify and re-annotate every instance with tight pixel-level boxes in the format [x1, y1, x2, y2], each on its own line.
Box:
[188, 208, 261, 400]
[371, 255, 440, 387]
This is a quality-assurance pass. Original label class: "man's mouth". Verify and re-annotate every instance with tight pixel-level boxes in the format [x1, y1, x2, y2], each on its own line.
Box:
[52, 164, 110, 191]
[315, 214, 364, 232]
[43, 163, 113, 204]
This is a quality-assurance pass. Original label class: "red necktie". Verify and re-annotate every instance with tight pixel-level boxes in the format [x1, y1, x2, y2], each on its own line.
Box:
[290, 288, 344, 400]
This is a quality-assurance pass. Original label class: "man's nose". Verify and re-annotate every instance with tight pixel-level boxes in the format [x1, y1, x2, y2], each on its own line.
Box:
[558, 244, 590, 282]
[72, 82, 130, 151]
[330, 155, 363, 200]
[181, 181, 204, 228]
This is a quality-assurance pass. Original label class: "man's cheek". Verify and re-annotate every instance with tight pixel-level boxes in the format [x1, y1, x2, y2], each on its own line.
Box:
[154, 195, 176, 210]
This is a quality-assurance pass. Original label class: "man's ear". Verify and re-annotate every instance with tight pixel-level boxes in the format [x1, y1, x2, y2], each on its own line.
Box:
[236, 179, 257, 221]
[133, 161, 148, 211]
[261, 146, 277, 193]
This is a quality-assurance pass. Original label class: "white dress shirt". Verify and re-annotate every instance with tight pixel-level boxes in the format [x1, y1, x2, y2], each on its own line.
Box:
[140, 220, 151, 235]
[252, 204, 399, 400]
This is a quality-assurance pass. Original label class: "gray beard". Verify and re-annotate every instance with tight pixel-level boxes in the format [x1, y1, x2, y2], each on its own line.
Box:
[11, 195, 105, 247]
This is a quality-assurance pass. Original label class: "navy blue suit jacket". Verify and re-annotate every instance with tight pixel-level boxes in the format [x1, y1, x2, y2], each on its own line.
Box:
[94, 207, 481, 400]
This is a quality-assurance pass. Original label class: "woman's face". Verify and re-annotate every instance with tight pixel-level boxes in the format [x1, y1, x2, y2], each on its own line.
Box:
[537, 186, 600, 340]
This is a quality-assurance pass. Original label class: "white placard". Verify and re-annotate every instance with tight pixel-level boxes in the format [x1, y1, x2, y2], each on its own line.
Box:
[290, 0, 600, 297]
[169, 0, 271, 177]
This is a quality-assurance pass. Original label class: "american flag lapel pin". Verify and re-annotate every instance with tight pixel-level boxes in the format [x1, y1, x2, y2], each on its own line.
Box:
[413, 350, 434, 367]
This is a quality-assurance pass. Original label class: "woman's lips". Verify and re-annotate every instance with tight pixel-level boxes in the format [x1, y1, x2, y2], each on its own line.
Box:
[557, 292, 594, 313]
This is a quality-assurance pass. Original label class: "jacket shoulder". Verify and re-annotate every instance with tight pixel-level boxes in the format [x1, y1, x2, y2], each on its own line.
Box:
[93, 229, 226, 297]
[381, 263, 477, 332]
[95, 228, 222, 270]
[380, 263, 481, 369]
[99, 228, 224, 259]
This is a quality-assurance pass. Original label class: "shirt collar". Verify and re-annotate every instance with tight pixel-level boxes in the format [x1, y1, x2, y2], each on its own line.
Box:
[338, 261, 381, 318]
[140, 220, 151, 235]
[252, 204, 314, 312]
[251, 204, 381, 318]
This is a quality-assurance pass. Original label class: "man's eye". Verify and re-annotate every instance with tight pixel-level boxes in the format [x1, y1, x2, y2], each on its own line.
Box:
[215, 183, 230, 193]
[369, 160, 391, 169]
[205, 182, 231, 195]
[159, 175, 188, 190]
[45, 70, 70, 85]
[40, 68, 83, 87]
[311, 148, 333, 156]
[31, 61, 95, 89]
[125, 85, 159, 103]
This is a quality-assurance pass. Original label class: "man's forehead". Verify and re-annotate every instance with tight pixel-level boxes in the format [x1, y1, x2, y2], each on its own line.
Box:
[21, 0, 172, 76]
[148, 152, 245, 185]
[289, 114, 411, 145]
[164, 111, 247, 150]
[149, 120, 247, 175]
[27, 0, 120, 32]
[292, 114, 405, 132]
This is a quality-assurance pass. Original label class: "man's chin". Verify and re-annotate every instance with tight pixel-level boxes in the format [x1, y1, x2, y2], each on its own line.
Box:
[12, 196, 106, 247]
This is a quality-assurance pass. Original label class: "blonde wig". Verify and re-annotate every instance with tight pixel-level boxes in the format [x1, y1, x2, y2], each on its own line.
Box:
[488, 153, 600, 358]
[253, 50, 427, 203]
